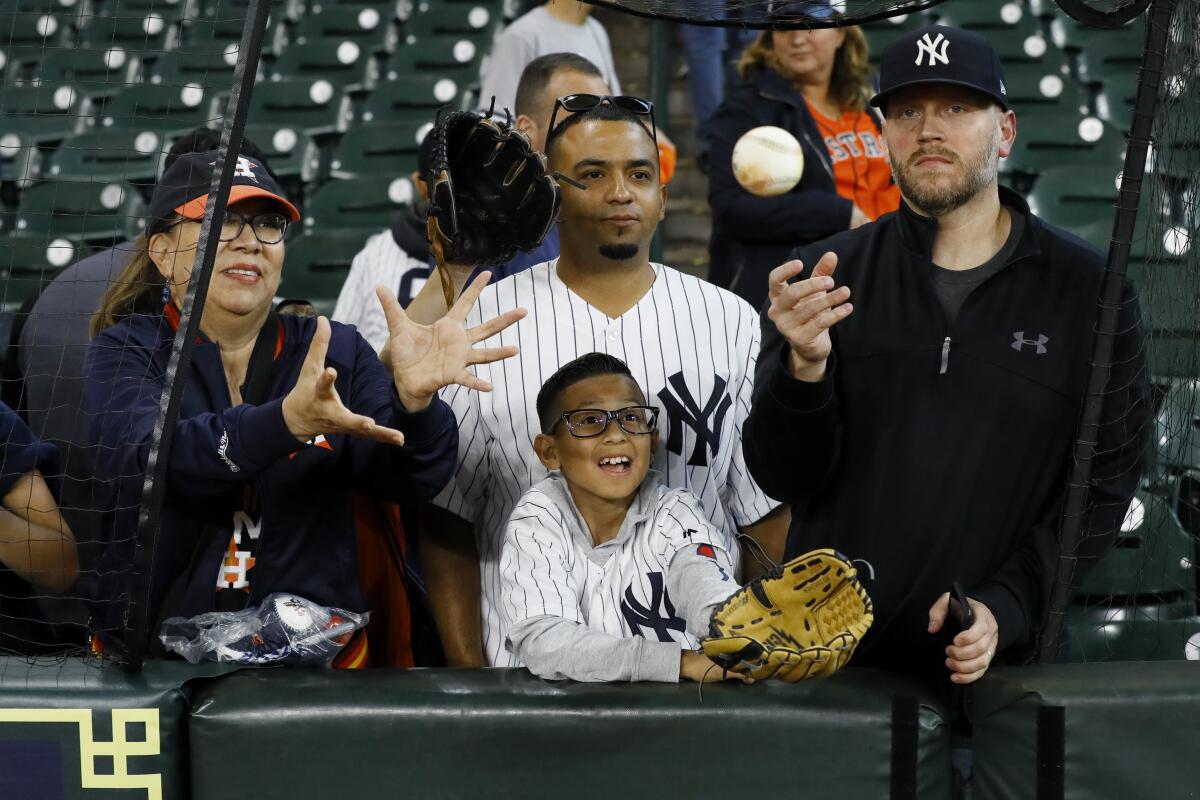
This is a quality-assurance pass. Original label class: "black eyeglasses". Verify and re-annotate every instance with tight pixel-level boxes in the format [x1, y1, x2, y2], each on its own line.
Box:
[166, 211, 289, 245]
[547, 94, 657, 143]
[553, 406, 660, 439]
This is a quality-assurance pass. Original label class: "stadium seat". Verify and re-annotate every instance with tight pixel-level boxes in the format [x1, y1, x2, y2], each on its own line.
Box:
[0, 132, 42, 189]
[1075, 488, 1195, 602]
[358, 75, 461, 124]
[1001, 61, 1089, 111]
[0, 83, 89, 143]
[402, 1, 500, 48]
[1050, 17, 1145, 82]
[29, 47, 140, 102]
[383, 36, 482, 87]
[860, 12, 932, 61]
[144, 46, 259, 91]
[241, 123, 322, 193]
[77, 10, 181, 57]
[268, 40, 376, 91]
[930, 0, 1032, 28]
[1003, 110, 1125, 187]
[302, 174, 415, 234]
[13, 179, 147, 244]
[277, 231, 361, 314]
[931, 7, 1055, 64]
[290, 5, 398, 54]
[327, 120, 428, 180]
[245, 77, 351, 138]
[1064, 605, 1200, 662]
[94, 82, 215, 134]
[1026, 166, 1122, 249]
[0, 232, 82, 312]
[178, 15, 288, 55]
[43, 128, 166, 185]
[1152, 380, 1200, 475]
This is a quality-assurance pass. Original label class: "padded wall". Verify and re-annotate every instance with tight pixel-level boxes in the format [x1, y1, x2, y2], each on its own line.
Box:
[189, 667, 953, 800]
[0, 658, 231, 800]
[972, 662, 1200, 800]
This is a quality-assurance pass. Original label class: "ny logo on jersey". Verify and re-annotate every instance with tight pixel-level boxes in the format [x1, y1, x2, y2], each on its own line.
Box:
[621, 572, 686, 643]
[657, 372, 733, 467]
[914, 32, 950, 67]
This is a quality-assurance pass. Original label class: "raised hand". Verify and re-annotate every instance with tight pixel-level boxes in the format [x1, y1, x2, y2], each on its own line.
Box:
[377, 271, 527, 412]
[282, 316, 406, 447]
[765, 251, 852, 382]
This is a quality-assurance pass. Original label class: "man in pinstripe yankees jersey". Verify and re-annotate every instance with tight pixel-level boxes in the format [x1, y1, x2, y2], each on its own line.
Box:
[420, 99, 790, 667]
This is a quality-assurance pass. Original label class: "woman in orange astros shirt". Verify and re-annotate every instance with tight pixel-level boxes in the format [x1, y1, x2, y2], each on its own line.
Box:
[707, 0, 899, 309]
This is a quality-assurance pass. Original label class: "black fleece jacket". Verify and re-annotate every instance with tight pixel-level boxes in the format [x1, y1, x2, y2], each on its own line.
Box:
[744, 188, 1150, 674]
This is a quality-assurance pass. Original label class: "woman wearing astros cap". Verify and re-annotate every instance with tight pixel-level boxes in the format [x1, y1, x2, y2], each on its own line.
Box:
[85, 151, 524, 664]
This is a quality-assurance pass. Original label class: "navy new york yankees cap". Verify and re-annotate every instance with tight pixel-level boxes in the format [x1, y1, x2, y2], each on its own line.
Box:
[869, 25, 1009, 112]
[148, 151, 301, 232]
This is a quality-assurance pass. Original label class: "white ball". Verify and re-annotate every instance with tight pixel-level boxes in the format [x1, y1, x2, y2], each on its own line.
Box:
[1185, 632, 1200, 661]
[732, 126, 805, 197]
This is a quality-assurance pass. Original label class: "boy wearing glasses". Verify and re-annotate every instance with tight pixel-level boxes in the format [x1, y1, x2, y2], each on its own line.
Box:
[500, 353, 746, 683]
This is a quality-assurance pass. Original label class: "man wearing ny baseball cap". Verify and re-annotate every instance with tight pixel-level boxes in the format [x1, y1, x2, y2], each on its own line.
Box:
[744, 24, 1149, 686]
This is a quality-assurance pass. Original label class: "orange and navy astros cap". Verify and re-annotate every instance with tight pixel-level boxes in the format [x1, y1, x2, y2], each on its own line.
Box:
[147, 151, 301, 232]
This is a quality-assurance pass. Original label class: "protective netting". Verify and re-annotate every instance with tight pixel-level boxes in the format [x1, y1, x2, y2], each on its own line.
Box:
[1, 0, 493, 665]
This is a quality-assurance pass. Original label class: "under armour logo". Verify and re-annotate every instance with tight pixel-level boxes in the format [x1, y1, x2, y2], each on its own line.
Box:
[657, 372, 733, 467]
[233, 156, 259, 182]
[1012, 332, 1049, 354]
[914, 32, 950, 67]
[620, 572, 686, 643]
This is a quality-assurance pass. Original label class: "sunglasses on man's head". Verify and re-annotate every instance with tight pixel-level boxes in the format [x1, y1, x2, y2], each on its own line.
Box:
[547, 94, 657, 144]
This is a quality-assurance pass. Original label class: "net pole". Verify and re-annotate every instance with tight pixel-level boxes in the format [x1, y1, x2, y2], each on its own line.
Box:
[1035, 0, 1178, 664]
[120, 0, 274, 672]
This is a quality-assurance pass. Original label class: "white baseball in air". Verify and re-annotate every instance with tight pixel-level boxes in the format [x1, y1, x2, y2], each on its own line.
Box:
[732, 126, 805, 197]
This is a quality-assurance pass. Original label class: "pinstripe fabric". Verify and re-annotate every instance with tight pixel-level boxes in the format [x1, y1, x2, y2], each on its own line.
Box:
[433, 259, 779, 665]
[332, 230, 431, 353]
[500, 473, 735, 657]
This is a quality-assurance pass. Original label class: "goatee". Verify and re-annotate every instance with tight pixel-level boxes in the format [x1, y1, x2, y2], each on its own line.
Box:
[598, 243, 640, 260]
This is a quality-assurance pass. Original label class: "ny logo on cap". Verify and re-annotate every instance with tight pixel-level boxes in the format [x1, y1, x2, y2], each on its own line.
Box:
[915, 32, 950, 67]
[233, 156, 259, 182]
[1012, 332, 1049, 355]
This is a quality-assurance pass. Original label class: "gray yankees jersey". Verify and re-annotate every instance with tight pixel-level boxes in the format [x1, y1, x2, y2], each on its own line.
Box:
[434, 258, 779, 666]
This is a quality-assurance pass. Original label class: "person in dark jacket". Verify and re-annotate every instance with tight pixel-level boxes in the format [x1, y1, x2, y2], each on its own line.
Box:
[707, 0, 899, 307]
[744, 25, 1150, 685]
[84, 152, 524, 660]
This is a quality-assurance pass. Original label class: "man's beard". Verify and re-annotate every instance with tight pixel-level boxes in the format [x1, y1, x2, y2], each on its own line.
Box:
[598, 242, 640, 260]
[892, 127, 1000, 217]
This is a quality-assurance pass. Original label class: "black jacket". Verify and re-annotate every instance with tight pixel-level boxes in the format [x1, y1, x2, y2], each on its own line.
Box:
[743, 188, 1150, 675]
[707, 68, 880, 307]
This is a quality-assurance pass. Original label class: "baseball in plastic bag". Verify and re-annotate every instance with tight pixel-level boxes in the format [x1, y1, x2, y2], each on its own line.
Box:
[159, 592, 368, 666]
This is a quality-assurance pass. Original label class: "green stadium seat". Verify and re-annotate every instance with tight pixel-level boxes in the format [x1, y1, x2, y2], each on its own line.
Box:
[277, 231, 361, 314]
[0, 132, 42, 189]
[178, 15, 288, 55]
[327, 120, 428, 180]
[0, 83, 89, 142]
[93, 81, 215, 133]
[144, 45, 258, 90]
[860, 12, 932, 61]
[930, 1, 1032, 28]
[77, 10, 181, 57]
[43, 128, 166, 184]
[1064, 606, 1200, 662]
[109, 0, 200, 15]
[268, 40, 376, 91]
[1001, 61, 1089, 111]
[0, 232, 81, 312]
[302, 174, 415, 234]
[245, 77, 351, 137]
[931, 8, 1055, 64]
[13, 179, 147, 244]
[1003, 110, 1125, 185]
[1152, 380, 1200, 474]
[359, 75, 460, 124]
[28, 47, 140, 101]
[0, 9, 74, 73]
[1050, 17, 1145, 81]
[290, 5, 398, 54]
[1075, 488, 1195, 602]
[241, 123, 322, 192]
[1026, 165, 1122, 248]
[383, 35, 482, 86]
[402, 1, 500, 48]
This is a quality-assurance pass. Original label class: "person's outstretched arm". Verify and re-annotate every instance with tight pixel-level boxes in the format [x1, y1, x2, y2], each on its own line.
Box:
[0, 470, 78, 592]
